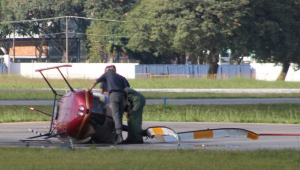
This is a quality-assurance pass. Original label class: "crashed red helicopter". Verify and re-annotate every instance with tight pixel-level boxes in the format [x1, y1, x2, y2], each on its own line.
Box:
[19, 65, 300, 146]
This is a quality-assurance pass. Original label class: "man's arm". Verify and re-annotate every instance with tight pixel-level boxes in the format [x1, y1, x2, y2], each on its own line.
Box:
[88, 81, 98, 91]
[88, 73, 106, 91]
[124, 87, 128, 105]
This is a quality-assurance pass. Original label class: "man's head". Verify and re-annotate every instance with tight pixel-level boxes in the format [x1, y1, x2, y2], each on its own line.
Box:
[105, 65, 116, 72]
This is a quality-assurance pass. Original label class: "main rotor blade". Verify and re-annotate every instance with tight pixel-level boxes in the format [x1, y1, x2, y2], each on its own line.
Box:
[177, 128, 259, 141]
[147, 127, 259, 143]
[259, 133, 300, 136]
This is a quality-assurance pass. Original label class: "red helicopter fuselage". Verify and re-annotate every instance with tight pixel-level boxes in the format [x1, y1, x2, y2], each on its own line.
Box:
[56, 89, 93, 140]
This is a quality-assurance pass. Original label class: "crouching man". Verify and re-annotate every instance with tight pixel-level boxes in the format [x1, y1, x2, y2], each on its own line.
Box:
[122, 87, 146, 144]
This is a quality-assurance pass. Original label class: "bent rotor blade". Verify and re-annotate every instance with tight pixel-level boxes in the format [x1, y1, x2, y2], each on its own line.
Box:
[177, 128, 259, 141]
[146, 126, 181, 145]
[259, 133, 300, 136]
[147, 127, 259, 143]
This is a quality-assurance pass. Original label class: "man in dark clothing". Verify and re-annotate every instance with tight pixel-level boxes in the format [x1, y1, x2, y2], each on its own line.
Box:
[122, 87, 146, 144]
[100, 82, 145, 144]
[100, 77, 130, 95]
[88, 65, 127, 144]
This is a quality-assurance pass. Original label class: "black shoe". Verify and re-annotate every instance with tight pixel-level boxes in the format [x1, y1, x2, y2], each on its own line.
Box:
[113, 134, 123, 144]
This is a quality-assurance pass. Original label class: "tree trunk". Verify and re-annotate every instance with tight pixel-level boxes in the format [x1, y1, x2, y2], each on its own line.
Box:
[151, 55, 156, 64]
[277, 60, 290, 81]
[185, 51, 190, 64]
[207, 47, 219, 79]
[207, 62, 219, 79]
[62, 51, 67, 63]
[38, 50, 43, 62]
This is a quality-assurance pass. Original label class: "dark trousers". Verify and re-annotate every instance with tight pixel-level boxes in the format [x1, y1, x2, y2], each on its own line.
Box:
[127, 94, 146, 142]
[109, 92, 125, 135]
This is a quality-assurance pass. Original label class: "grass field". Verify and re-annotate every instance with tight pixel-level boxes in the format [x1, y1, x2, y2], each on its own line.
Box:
[1, 75, 300, 99]
[0, 147, 299, 170]
[1, 76, 300, 168]
[1, 104, 300, 124]
[2, 91, 300, 100]
[1, 75, 300, 89]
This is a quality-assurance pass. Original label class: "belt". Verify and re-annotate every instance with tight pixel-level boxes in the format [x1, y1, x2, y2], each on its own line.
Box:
[109, 90, 123, 95]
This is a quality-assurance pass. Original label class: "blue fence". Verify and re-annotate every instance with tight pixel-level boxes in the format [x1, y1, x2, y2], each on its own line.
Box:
[0, 64, 7, 74]
[136, 64, 251, 78]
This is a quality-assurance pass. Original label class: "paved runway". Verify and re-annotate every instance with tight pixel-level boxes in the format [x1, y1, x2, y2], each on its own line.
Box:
[1, 121, 300, 150]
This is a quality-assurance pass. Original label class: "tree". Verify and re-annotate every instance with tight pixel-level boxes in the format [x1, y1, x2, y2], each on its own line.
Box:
[240, 0, 300, 80]
[0, 0, 12, 55]
[125, 0, 249, 76]
[84, 0, 137, 63]
[2, 0, 89, 62]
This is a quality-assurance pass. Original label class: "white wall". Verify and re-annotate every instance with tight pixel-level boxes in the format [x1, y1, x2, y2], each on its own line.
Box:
[9, 63, 139, 79]
[6, 62, 300, 81]
[251, 63, 300, 81]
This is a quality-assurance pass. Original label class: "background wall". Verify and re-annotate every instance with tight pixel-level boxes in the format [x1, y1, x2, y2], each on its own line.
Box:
[251, 63, 300, 81]
[0, 64, 7, 74]
[2, 62, 300, 81]
[9, 63, 139, 79]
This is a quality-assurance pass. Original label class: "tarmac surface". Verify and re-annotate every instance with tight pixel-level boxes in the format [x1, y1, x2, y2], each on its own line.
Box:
[1, 121, 300, 150]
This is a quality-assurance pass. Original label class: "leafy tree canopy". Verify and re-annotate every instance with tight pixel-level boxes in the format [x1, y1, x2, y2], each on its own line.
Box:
[1, 0, 89, 62]
[125, 0, 250, 70]
[84, 0, 137, 62]
[238, 0, 300, 80]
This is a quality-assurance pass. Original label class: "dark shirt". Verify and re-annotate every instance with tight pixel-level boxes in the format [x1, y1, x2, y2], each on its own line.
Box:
[100, 77, 130, 92]
[96, 71, 127, 93]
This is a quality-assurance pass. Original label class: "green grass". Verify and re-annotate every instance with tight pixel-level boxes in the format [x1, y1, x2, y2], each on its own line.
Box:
[0, 147, 299, 170]
[143, 104, 300, 123]
[1, 75, 300, 89]
[2, 75, 300, 99]
[0, 106, 52, 123]
[0, 91, 64, 100]
[2, 91, 300, 100]
[1, 104, 300, 124]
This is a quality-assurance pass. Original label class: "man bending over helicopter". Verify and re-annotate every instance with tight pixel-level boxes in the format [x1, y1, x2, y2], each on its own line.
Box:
[100, 74, 146, 144]
[87, 65, 128, 144]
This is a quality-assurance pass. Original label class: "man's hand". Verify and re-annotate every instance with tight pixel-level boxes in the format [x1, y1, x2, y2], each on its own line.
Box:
[124, 104, 129, 112]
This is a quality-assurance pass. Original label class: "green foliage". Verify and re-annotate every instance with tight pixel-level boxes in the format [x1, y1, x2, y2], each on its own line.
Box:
[247, 0, 300, 80]
[84, 0, 136, 62]
[125, 0, 250, 65]
[1, 0, 300, 77]
[1, 0, 89, 62]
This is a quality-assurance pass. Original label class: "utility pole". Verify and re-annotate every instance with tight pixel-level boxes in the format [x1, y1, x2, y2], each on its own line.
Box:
[66, 17, 68, 63]
[13, 27, 15, 63]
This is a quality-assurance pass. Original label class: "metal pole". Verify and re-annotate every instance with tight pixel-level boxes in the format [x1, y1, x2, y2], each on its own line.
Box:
[66, 17, 68, 63]
[13, 27, 15, 63]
